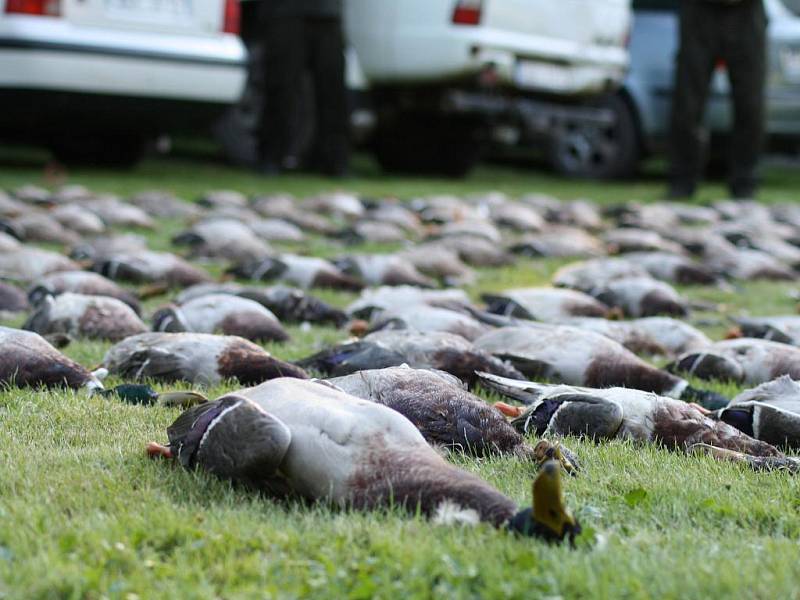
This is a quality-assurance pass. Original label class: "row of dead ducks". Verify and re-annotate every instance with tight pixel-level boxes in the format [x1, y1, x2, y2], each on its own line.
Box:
[4, 185, 800, 291]
[7, 270, 800, 392]
[4, 321, 800, 544]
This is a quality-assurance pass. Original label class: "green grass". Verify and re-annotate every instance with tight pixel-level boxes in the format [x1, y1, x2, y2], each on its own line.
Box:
[2, 151, 800, 598]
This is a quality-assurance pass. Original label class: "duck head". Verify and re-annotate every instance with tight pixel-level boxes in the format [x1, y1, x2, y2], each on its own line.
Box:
[152, 305, 189, 332]
[28, 284, 55, 308]
[507, 460, 581, 543]
[166, 395, 291, 483]
[533, 440, 580, 476]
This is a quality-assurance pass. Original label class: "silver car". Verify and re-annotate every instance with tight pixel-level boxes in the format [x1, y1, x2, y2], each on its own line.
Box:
[550, 0, 800, 178]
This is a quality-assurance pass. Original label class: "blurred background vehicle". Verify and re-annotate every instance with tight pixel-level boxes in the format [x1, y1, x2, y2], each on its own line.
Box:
[0, 0, 246, 167]
[224, 0, 632, 177]
[551, 0, 800, 179]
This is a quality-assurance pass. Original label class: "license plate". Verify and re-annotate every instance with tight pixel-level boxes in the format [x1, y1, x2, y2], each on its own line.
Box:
[104, 0, 193, 22]
[514, 61, 574, 92]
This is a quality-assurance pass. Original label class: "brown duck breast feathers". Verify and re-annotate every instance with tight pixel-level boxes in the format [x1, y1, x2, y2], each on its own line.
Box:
[473, 324, 688, 399]
[327, 366, 534, 459]
[0, 326, 103, 390]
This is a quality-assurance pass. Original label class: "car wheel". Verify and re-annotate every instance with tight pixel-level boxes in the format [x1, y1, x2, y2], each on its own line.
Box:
[549, 95, 639, 179]
[373, 112, 484, 177]
[50, 135, 146, 169]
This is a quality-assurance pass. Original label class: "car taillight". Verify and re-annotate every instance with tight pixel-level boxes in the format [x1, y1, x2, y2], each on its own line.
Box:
[222, 0, 240, 35]
[5, 0, 60, 16]
[452, 0, 482, 26]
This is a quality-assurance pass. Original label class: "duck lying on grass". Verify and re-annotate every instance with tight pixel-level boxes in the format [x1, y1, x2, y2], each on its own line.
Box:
[0, 326, 105, 390]
[297, 329, 524, 386]
[479, 373, 779, 458]
[668, 338, 800, 385]
[713, 376, 800, 449]
[147, 377, 580, 542]
[326, 365, 577, 471]
[102, 332, 307, 386]
[472, 324, 728, 408]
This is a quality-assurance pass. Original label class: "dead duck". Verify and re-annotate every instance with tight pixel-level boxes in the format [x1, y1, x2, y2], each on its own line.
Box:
[484, 198, 546, 232]
[128, 190, 204, 219]
[712, 376, 800, 449]
[49, 204, 107, 235]
[482, 288, 610, 322]
[150, 377, 580, 541]
[552, 257, 650, 292]
[198, 189, 249, 210]
[363, 202, 423, 236]
[621, 252, 717, 285]
[398, 243, 476, 286]
[78, 196, 155, 229]
[252, 194, 338, 235]
[480, 373, 778, 457]
[24, 292, 148, 342]
[0, 247, 80, 281]
[0, 326, 105, 390]
[103, 332, 307, 386]
[603, 228, 686, 256]
[346, 286, 472, 320]
[562, 316, 712, 357]
[69, 233, 148, 262]
[297, 329, 524, 386]
[303, 191, 365, 220]
[335, 220, 410, 245]
[172, 218, 273, 263]
[29, 270, 141, 315]
[589, 277, 689, 318]
[473, 324, 726, 407]
[436, 234, 514, 267]
[0, 282, 28, 313]
[326, 365, 570, 466]
[228, 254, 364, 292]
[510, 226, 606, 259]
[92, 250, 212, 289]
[732, 316, 800, 346]
[668, 338, 800, 385]
[333, 254, 437, 288]
[701, 236, 795, 281]
[367, 303, 491, 341]
[8, 212, 81, 245]
[175, 283, 347, 328]
[153, 293, 289, 343]
[249, 218, 306, 243]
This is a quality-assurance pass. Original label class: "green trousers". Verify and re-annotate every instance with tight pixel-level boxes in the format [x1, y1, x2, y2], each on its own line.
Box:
[669, 0, 767, 198]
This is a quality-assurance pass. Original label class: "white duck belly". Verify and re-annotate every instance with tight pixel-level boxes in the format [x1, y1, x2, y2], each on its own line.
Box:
[238, 379, 430, 502]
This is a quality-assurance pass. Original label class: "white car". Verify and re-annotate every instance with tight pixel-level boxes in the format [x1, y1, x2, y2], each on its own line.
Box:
[0, 0, 247, 166]
[346, 0, 631, 175]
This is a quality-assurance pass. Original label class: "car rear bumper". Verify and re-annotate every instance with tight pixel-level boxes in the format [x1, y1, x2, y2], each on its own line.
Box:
[0, 15, 246, 102]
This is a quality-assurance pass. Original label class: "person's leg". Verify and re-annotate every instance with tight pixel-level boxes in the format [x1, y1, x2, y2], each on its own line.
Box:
[722, 0, 767, 199]
[306, 17, 350, 176]
[668, 1, 717, 198]
[258, 17, 305, 171]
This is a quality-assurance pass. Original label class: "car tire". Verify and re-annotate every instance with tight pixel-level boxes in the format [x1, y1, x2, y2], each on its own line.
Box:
[549, 94, 640, 179]
[373, 112, 483, 177]
[50, 135, 146, 169]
